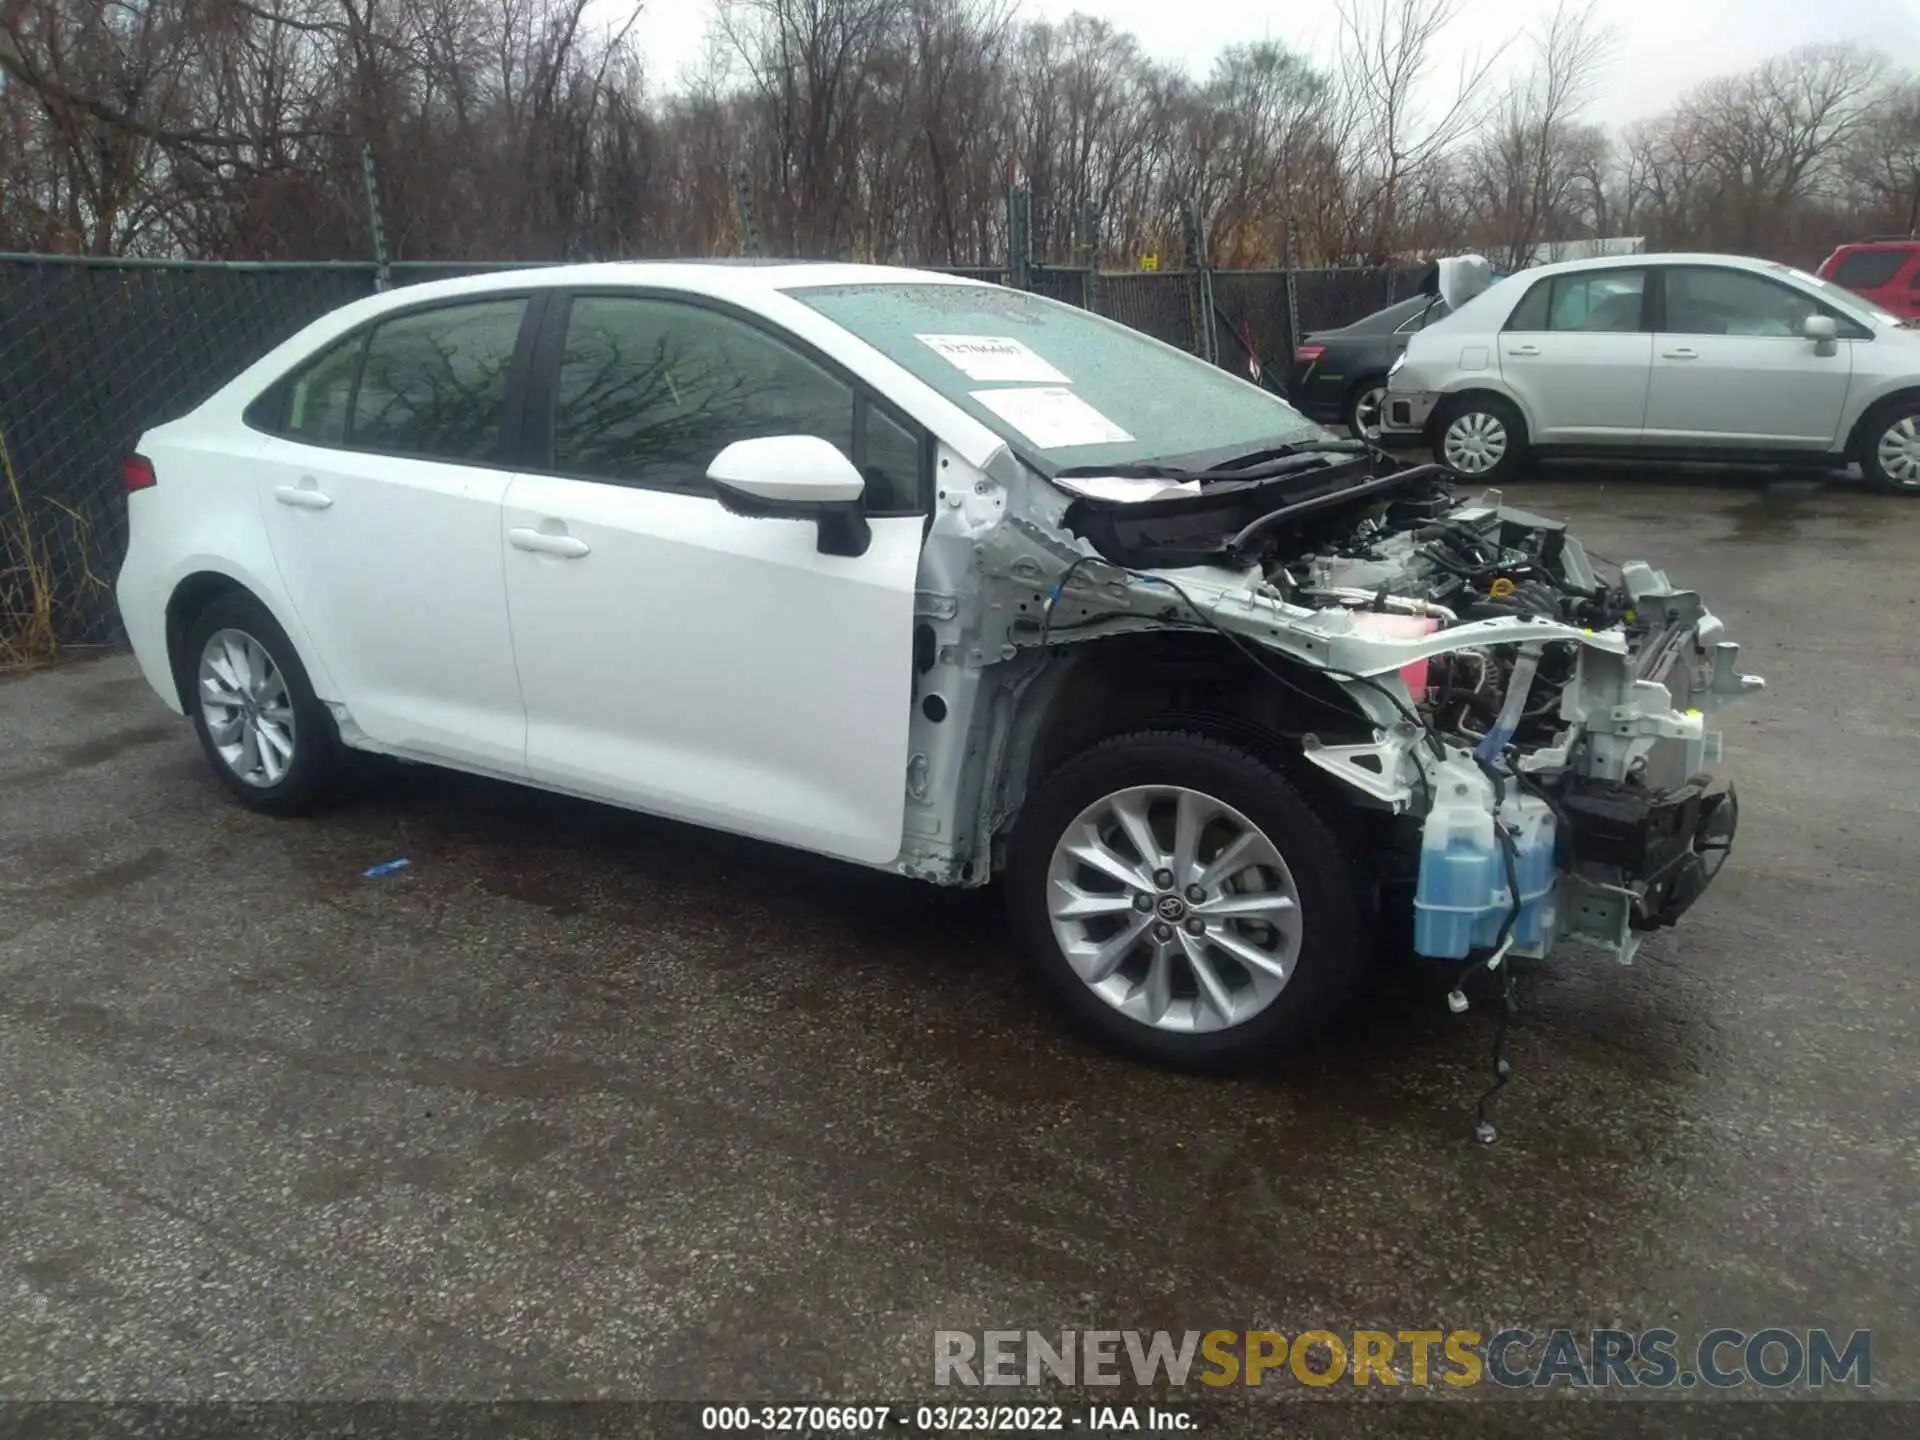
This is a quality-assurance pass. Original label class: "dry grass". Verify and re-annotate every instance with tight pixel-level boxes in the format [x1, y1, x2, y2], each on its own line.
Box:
[0, 424, 102, 673]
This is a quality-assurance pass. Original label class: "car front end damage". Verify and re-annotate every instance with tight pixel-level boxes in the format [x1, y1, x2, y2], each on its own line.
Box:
[902, 448, 1762, 976]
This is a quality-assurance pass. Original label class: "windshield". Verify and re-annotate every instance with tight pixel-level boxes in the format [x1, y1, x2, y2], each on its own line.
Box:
[785, 281, 1324, 473]
[1772, 264, 1901, 328]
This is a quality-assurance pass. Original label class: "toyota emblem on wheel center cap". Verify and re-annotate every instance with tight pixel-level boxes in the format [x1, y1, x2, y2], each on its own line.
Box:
[1154, 893, 1187, 922]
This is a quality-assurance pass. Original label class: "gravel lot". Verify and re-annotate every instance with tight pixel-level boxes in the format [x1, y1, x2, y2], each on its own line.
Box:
[1, 469, 1914, 1431]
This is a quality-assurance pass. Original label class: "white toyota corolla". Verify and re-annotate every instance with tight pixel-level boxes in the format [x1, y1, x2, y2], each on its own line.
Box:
[116, 262, 1762, 1068]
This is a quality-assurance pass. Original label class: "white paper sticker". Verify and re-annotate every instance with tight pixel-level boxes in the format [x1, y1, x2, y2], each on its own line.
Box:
[1053, 474, 1201, 502]
[916, 334, 1070, 384]
[971, 387, 1136, 449]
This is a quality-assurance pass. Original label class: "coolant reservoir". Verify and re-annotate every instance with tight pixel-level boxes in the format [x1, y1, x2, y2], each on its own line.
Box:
[1347, 611, 1439, 703]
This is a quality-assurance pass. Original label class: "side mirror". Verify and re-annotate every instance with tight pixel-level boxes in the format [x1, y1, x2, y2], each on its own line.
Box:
[707, 435, 871, 557]
[1803, 314, 1838, 356]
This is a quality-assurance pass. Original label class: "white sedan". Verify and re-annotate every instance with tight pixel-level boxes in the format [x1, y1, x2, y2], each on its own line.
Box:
[1379, 252, 1920, 493]
[115, 261, 1760, 1069]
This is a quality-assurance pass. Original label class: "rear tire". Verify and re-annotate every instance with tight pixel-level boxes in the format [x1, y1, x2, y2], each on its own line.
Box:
[1005, 730, 1365, 1070]
[183, 592, 346, 816]
[1859, 400, 1920, 495]
[1343, 376, 1388, 438]
[1433, 393, 1528, 483]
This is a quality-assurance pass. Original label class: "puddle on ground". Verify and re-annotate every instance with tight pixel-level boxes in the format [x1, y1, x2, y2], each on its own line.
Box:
[1718, 482, 1883, 546]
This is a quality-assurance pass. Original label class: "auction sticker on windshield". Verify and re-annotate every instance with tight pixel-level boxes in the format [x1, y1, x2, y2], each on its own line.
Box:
[972, 387, 1136, 449]
[916, 334, 1070, 383]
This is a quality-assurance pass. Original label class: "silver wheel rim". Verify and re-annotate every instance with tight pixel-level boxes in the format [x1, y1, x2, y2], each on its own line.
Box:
[1352, 385, 1386, 436]
[1443, 410, 1509, 473]
[1877, 415, 1920, 488]
[1045, 785, 1302, 1035]
[197, 628, 297, 788]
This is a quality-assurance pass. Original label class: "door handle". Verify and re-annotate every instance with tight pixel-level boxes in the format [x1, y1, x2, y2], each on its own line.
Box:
[1661, 348, 1699, 360]
[1506, 344, 1540, 357]
[509, 526, 590, 559]
[273, 482, 332, 510]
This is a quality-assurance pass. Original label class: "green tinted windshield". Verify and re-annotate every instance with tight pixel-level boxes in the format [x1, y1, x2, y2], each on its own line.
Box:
[785, 281, 1322, 472]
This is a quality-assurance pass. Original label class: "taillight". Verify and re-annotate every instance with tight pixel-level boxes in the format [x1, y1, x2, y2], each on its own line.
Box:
[123, 454, 156, 492]
[1294, 344, 1326, 364]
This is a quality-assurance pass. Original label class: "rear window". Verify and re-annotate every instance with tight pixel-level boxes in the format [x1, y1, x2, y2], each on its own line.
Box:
[785, 282, 1321, 473]
[351, 299, 528, 461]
[1505, 270, 1646, 333]
[1830, 250, 1912, 290]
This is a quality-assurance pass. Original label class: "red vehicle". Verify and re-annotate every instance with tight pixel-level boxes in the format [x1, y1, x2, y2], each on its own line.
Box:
[1816, 238, 1920, 320]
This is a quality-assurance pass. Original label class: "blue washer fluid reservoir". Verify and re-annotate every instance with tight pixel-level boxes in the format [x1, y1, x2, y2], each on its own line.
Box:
[1413, 758, 1559, 959]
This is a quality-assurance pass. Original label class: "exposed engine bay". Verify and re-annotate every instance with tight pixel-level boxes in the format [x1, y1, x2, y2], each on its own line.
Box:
[904, 451, 1764, 987]
[1059, 461, 1763, 967]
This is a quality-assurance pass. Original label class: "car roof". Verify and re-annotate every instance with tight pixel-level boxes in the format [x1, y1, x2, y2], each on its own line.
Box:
[364, 259, 988, 309]
[1509, 252, 1819, 282]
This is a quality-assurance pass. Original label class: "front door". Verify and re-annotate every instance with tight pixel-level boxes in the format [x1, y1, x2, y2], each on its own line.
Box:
[501, 292, 927, 865]
[1643, 265, 1855, 450]
[1498, 267, 1653, 443]
[256, 295, 532, 774]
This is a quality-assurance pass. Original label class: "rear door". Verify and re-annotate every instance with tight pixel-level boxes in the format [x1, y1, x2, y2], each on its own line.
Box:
[1497, 267, 1653, 443]
[1642, 265, 1855, 450]
[500, 291, 927, 865]
[254, 295, 536, 774]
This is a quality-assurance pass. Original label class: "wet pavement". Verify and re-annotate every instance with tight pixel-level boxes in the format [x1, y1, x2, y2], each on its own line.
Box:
[0, 469, 1915, 1430]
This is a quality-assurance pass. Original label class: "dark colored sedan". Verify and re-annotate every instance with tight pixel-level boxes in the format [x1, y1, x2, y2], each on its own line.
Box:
[1288, 293, 1447, 436]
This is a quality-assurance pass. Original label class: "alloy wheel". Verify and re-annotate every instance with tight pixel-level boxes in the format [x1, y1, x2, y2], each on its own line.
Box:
[197, 628, 297, 787]
[1442, 410, 1508, 474]
[1045, 785, 1302, 1035]
[1351, 385, 1387, 437]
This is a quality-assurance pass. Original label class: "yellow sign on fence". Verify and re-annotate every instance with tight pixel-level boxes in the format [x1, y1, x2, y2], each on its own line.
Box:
[1139, 252, 1159, 271]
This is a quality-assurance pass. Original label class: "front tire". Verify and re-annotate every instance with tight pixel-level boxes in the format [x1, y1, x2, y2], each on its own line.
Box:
[1433, 393, 1528, 483]
[1860, 401, 1920, 494]
[183, 593, 346, 815]
[1005, 731, 1365, 1069]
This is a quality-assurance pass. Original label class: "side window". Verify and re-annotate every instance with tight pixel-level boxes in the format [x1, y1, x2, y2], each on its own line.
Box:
[1831, 251, 1907, 290]
[1547, 271, 1646, 333]
[1505, 280, 1551, 332]
[552, 295, 924, 513]
[1663, 268, 1822, 338]
[860, 401, 924, 512]
[349, 298, 528, 461]
[280, 335, 362, 446]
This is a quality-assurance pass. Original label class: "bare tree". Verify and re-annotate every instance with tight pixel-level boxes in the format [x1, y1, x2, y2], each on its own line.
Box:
[0, 0, 1913, 272]
[1679, 43, 1888, 253]
[1843, 75, 1920, 235]
[1467, 0, 1614, 269]
[1327, 0, 1508, 263]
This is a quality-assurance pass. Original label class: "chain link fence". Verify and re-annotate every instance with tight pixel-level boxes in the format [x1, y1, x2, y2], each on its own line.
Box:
[1, 252, 1424, 657]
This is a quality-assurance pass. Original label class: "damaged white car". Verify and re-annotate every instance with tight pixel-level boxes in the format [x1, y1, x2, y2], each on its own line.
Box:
[115, 262, 1763, 1068]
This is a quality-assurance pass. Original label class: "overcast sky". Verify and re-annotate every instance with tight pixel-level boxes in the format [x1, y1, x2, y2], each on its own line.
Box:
[620, 0, 1918, 128]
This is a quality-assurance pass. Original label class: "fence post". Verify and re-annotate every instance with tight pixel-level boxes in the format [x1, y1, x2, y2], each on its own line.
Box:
[1282, 216, 1302, 359]
[735, 161, 762, 258]
[361, 143, 392, 293]
[1181, 202, 1218, 365]
[1006, 186, 1033, 291]
[1078, 202, 1101, 312]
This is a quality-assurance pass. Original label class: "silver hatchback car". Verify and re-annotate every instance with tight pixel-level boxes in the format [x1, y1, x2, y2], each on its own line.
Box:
[1380, 252, 1920, 493]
